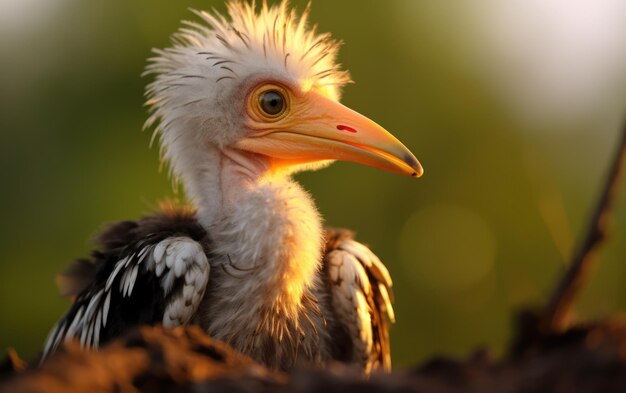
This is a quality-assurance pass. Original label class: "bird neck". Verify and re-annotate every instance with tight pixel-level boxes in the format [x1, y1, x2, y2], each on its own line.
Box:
[186, 146, 323, 318]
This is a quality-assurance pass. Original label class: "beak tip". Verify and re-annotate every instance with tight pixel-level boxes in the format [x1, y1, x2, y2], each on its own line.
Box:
[404, 154, 423, 178]
[411, 167, 424, 178]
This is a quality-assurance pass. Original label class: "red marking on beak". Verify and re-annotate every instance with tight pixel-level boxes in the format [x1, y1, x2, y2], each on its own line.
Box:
[337, 125, 357, 133]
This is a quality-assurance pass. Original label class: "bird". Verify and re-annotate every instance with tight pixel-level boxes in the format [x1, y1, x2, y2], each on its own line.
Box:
[42, 1, 423, 374]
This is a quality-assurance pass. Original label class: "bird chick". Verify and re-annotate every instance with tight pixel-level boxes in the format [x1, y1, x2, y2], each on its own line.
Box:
[43, 1, 422, 373]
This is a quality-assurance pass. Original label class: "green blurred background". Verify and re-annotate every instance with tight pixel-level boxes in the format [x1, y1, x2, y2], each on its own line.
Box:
[1, 0, 625, 367]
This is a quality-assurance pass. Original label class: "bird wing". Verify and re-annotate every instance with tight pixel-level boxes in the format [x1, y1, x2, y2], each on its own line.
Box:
[320, 228, 395, 373]
[43, 207, 211, 359]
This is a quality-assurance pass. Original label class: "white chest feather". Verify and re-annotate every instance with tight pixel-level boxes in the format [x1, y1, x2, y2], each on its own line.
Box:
[195, 176, 328, 368]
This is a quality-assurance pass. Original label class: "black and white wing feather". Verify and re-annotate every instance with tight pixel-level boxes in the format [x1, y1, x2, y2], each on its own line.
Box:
[321, 229, 395, 374]
[43, 209, 211, 359]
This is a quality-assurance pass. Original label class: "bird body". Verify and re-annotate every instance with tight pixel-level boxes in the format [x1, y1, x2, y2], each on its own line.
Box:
[43, 1, 422, 373]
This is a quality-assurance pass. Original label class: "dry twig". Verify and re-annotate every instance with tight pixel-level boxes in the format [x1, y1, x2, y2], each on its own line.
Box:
[542, 120, 626, 331]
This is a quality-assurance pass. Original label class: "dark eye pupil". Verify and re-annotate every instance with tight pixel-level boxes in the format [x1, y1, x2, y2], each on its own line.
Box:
[259, 91, 284, 116]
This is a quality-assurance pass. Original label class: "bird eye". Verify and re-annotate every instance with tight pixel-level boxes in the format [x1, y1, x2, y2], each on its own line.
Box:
[258, 90, 285, 117]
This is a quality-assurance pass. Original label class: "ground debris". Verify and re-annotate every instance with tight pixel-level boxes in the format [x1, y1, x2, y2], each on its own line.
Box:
[3, 315, 626, 393]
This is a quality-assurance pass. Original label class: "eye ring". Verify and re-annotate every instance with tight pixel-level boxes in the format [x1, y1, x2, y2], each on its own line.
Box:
[249, 84, 290, 121]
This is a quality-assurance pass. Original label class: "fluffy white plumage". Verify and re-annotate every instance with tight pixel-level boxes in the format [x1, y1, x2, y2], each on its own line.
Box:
[144, 2, 350, 200]
[142, 4, 348, 361]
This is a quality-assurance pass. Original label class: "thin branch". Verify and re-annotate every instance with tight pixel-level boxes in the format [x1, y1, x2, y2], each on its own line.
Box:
[542, 119, 626, 331]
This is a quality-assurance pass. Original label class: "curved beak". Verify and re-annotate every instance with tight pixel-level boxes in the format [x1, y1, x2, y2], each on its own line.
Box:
[236, 91, 423, 178]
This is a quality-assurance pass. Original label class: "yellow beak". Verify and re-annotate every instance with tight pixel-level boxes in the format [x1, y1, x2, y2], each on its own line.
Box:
[236, 91, 423, 178]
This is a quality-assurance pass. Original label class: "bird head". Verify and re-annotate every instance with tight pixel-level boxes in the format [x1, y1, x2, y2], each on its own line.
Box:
[145, 1, 423, 182]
